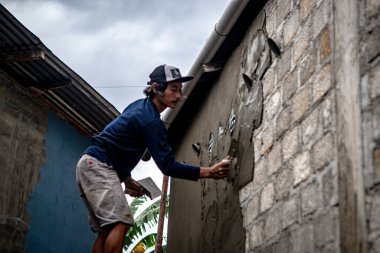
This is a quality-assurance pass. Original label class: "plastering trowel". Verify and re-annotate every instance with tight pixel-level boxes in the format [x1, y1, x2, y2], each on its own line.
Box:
[226, 139, 240, 183]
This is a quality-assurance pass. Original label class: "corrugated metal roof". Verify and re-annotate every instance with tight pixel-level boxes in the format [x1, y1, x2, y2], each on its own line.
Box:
[0, 4, 119, 136]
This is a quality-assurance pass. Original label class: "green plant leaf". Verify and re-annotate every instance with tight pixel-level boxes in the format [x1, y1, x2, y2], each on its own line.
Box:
[125, 195, 170, 251]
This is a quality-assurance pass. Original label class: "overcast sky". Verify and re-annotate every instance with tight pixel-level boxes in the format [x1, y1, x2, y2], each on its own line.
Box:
[1, 0, 231, 191]
[2, 0, 230, 111]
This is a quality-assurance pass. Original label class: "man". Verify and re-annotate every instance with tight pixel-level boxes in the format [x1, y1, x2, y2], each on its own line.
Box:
[76, 64, 230, 253]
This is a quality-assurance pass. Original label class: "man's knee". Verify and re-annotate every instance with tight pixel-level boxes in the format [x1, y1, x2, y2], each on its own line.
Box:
[104, 223, 131, 253]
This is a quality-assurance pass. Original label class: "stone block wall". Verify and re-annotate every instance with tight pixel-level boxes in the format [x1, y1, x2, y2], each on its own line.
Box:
[168, 0, 380, 252]
[359, 0, 380, 251]
[240, 0, 340, 251]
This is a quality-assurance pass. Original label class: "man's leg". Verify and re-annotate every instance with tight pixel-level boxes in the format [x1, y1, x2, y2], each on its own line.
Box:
[93, 231, 108, 253]
[76, 155, 134, 253]
[104, 223, 131, 253]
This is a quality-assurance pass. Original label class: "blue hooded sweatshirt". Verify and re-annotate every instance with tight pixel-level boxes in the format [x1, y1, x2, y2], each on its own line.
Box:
[84, 98, 200, 181]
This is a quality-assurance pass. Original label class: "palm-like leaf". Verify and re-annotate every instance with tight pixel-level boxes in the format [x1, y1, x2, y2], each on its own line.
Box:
[124, 196, 169, 251]
[129, 196, 148, 215]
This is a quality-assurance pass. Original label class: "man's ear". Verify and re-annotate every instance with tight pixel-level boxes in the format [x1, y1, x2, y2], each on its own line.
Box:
[151, 82, 158, 94]
[152, 82, 165, 96]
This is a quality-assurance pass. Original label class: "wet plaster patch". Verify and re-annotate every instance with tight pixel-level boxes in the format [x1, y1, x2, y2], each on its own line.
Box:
[197, 9, 277, 252]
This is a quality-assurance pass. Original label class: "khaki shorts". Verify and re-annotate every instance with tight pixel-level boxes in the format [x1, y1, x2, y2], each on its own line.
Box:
[76, 154, 134, 232]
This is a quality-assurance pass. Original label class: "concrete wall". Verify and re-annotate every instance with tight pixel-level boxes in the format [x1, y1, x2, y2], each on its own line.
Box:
[0, 73, 48, 252]
[0, 72, 95, 252]
[168, 0, 379, 252]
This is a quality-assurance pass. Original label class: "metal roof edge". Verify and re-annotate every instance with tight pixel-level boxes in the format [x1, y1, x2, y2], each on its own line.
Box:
[0, 4, 119, 135]
[163, 0, 250, 128]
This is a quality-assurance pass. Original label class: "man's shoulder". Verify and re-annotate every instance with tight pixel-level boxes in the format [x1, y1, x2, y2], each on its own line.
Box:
[123, 98, 160, 126]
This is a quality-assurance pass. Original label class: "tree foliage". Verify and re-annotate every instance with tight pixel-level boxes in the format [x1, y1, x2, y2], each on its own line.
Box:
[124, 195, 169, 252]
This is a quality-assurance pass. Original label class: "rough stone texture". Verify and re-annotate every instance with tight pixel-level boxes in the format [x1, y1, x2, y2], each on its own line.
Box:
[366, 0, 380, 21]
[260, 182, 275, 213]
[320, 28, 332, 62]
[302, 107, 320, 145]
[240, 181, 253, 203]
[370, 62, 380, 100]
[292, 19, 311, 65]
[300, 0, 316, 22]
[312, 64, 331, 102]
[321, 94, 333, 129]
[292, 84, 310, 123]
[276, 105, 291, 138]
[373, 104, 380, 140]
[374, 148, 380, 185]
[260, 126, 273, 156]
[254, 130, 264, 163]
[265, 208, 280, 240]
[0, 75, 48, 253]
[312, 132, 334, 171]
[293, 151, 312, 187]
[299, 48, 317, 86]
[291, 223, 314, 252]
[281, 196, 298, 229]
[268, 143, 282, 175]
[275, 0, 292, 28]
[365, 26, 380, 63]
[249, 221, 264, 249]
[282, 68, 298, 103]
[283, 7, 299, 46]
[369, 194, 380, 232]
[273, 233, 291, 253]
[253, 157, 268, 191]
[266, 90, 282, 120]
[312, 0, 330, 38]
[262, 67, 276, 99]
[372, 237, 380, 253]
[265, 2, 277, 37]
[322, 169, 338, 206]
[275, 162, 293, 200]
[282, 126, 299, 161]
[301, 181, 319, 216]
[243, 194, 260, 227]
[277, 48, 292, 82]
[314, 210, 337, 248]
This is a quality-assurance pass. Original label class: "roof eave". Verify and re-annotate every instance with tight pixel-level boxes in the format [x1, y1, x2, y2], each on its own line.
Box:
[0, 4, 119, 136]
[163, 0, 268, 144]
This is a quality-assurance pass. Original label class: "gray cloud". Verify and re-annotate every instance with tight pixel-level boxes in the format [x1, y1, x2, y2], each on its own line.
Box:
[1, 0, 230, 188]
[2, 0, 230, 111]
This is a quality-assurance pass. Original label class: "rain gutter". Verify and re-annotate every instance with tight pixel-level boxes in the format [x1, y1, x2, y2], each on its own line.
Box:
[163, 0, 250, 127]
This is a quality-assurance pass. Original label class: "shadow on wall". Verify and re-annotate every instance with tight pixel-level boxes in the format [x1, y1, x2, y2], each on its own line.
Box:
[25, 113, 95, 253]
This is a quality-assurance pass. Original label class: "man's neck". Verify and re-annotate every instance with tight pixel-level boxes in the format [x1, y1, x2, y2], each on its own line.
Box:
[151, 97, 167, 113]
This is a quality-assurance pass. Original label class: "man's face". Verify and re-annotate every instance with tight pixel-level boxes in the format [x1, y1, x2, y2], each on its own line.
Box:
[157, 82, 183, 109]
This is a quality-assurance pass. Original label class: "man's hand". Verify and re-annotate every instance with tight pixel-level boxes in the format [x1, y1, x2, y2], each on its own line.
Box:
[199, 156, 232, 179]
[124, 177, 146, 197]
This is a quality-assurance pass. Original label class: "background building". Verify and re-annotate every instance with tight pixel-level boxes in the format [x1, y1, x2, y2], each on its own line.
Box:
[0, 5, 119, 253]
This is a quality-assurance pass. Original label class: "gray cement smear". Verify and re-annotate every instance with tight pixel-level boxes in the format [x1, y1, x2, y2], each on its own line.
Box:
[198, 11, 272, 252]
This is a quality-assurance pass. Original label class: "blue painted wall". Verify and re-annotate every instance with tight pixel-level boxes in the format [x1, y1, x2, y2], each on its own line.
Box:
[25, 113, 96, 253]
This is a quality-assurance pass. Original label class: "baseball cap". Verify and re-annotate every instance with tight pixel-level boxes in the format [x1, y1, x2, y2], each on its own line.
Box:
[148, 64, 193, 84]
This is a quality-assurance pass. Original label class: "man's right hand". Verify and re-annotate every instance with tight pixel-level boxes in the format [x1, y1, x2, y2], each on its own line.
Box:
[199, 156, 232, 179]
